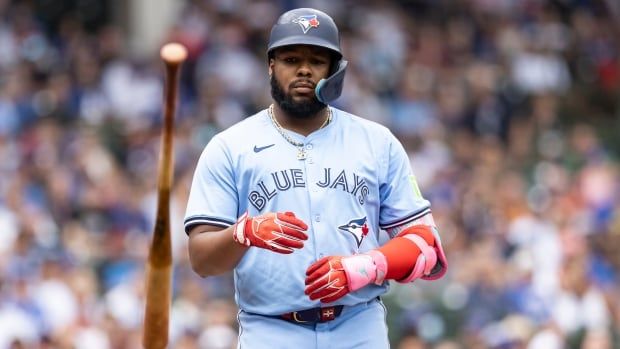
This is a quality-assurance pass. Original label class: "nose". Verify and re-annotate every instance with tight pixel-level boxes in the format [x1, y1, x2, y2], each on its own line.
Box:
[296, 61, 312, 77]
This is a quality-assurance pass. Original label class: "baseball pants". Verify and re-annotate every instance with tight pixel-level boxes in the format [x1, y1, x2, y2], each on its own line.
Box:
[237, 298, 390, 349]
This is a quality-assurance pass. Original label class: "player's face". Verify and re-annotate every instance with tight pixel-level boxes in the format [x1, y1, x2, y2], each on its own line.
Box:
[269, 45, 332, 118]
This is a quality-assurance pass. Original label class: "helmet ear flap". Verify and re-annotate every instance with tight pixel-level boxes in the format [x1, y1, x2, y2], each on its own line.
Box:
[329, 52, 341, 75]
[315, 60, 347, 104]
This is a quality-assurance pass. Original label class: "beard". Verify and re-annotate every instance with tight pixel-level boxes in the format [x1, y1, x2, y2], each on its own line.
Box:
[270, 74, 326, 119]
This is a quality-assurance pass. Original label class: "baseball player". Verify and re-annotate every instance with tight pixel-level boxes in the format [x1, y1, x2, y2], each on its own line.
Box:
[185, 8, 448, 349]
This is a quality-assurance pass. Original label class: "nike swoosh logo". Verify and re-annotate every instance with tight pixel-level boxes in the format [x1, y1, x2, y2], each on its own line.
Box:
[254, 144, 275, 153]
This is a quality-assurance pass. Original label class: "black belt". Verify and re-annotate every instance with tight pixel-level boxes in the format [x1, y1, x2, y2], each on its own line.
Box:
[280, 305, 345, 324]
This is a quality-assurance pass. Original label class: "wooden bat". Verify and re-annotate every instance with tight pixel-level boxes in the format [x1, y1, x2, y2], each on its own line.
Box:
[142, 43, 187, 349]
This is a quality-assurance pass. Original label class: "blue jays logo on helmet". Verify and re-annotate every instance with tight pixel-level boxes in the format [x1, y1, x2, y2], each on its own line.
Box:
[338, 217, 370, 248]
[292, 15, 320, 34]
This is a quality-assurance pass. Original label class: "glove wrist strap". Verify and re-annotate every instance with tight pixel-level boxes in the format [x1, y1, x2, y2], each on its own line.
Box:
[233, 211, 250, 246]
[366, 250, 388, 285]
[341, 255, 377, 292]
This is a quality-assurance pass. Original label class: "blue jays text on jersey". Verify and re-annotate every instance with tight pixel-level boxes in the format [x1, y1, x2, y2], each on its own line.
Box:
[248, 167, 370, 211]
[184, 107, 432, 315]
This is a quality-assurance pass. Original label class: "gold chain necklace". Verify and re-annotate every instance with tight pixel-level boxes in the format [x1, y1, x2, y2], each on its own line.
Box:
[268, 104, 332, 160]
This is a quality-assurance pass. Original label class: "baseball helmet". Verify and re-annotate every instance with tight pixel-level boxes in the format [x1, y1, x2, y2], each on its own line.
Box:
[267, 8, 348, 104]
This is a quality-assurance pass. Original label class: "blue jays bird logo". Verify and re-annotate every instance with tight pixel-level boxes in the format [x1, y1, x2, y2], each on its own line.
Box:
[338, 217, 370, 248]
[292, 15, 320, 34]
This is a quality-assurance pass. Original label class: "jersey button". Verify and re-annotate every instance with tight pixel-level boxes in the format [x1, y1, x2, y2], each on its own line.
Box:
[306, 144, 313, 150]
[314, 214, 321, 222]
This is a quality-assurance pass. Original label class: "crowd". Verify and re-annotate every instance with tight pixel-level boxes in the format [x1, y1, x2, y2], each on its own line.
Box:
[0, 0, 619, 348]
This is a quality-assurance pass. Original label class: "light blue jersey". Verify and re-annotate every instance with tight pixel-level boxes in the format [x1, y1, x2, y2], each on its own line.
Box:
[184, 107, 430, 316]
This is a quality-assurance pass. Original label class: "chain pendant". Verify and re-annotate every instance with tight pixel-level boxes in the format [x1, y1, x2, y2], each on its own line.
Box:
[297, 147, 307, 160]
[268, 104, 330, 162]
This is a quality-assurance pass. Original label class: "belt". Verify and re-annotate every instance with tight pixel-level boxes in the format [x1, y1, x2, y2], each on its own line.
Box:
[280, 305, 345, 324]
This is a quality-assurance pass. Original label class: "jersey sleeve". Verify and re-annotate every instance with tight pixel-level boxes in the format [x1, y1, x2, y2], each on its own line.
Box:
[378, 132, 431, 236]
[184, 136, 238, 234]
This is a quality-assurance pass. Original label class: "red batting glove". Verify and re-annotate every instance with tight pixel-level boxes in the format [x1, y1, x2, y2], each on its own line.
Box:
[305, 252, 385, 303]
[304, 256, 350, 303]
[233, 211, 308, 254]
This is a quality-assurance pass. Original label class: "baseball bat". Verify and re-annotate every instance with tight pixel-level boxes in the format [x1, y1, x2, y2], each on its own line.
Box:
[142, 43, 187, 349]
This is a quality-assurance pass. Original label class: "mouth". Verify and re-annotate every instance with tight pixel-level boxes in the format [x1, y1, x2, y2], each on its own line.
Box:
[291, 81, 315, 94]
[293, 86, 314, 94]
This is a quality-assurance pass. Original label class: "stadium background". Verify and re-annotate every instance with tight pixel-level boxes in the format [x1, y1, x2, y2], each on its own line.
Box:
[0, 0, 619, 348]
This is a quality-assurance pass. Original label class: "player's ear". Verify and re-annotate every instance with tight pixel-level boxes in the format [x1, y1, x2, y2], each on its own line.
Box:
[268, 58, 275, 76]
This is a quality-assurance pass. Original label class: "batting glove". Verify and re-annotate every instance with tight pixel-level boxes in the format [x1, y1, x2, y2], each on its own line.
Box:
[233, 211, 309, 254]
[304, 251, 387, 303]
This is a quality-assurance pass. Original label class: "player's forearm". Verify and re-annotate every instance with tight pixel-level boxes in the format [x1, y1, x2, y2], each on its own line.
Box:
[187, 225, 248, 277]
[304, 225, 448, 303]
[376, 225, 448, 281]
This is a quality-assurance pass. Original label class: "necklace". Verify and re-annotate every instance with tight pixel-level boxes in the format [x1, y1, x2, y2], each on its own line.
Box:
[268, 104, 332, 160]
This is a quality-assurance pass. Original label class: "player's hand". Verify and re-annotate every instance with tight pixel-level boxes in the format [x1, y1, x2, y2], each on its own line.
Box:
[304, 254, 380, 303]
[233, 211, 308, 254]
[304, 256, 349, 303]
